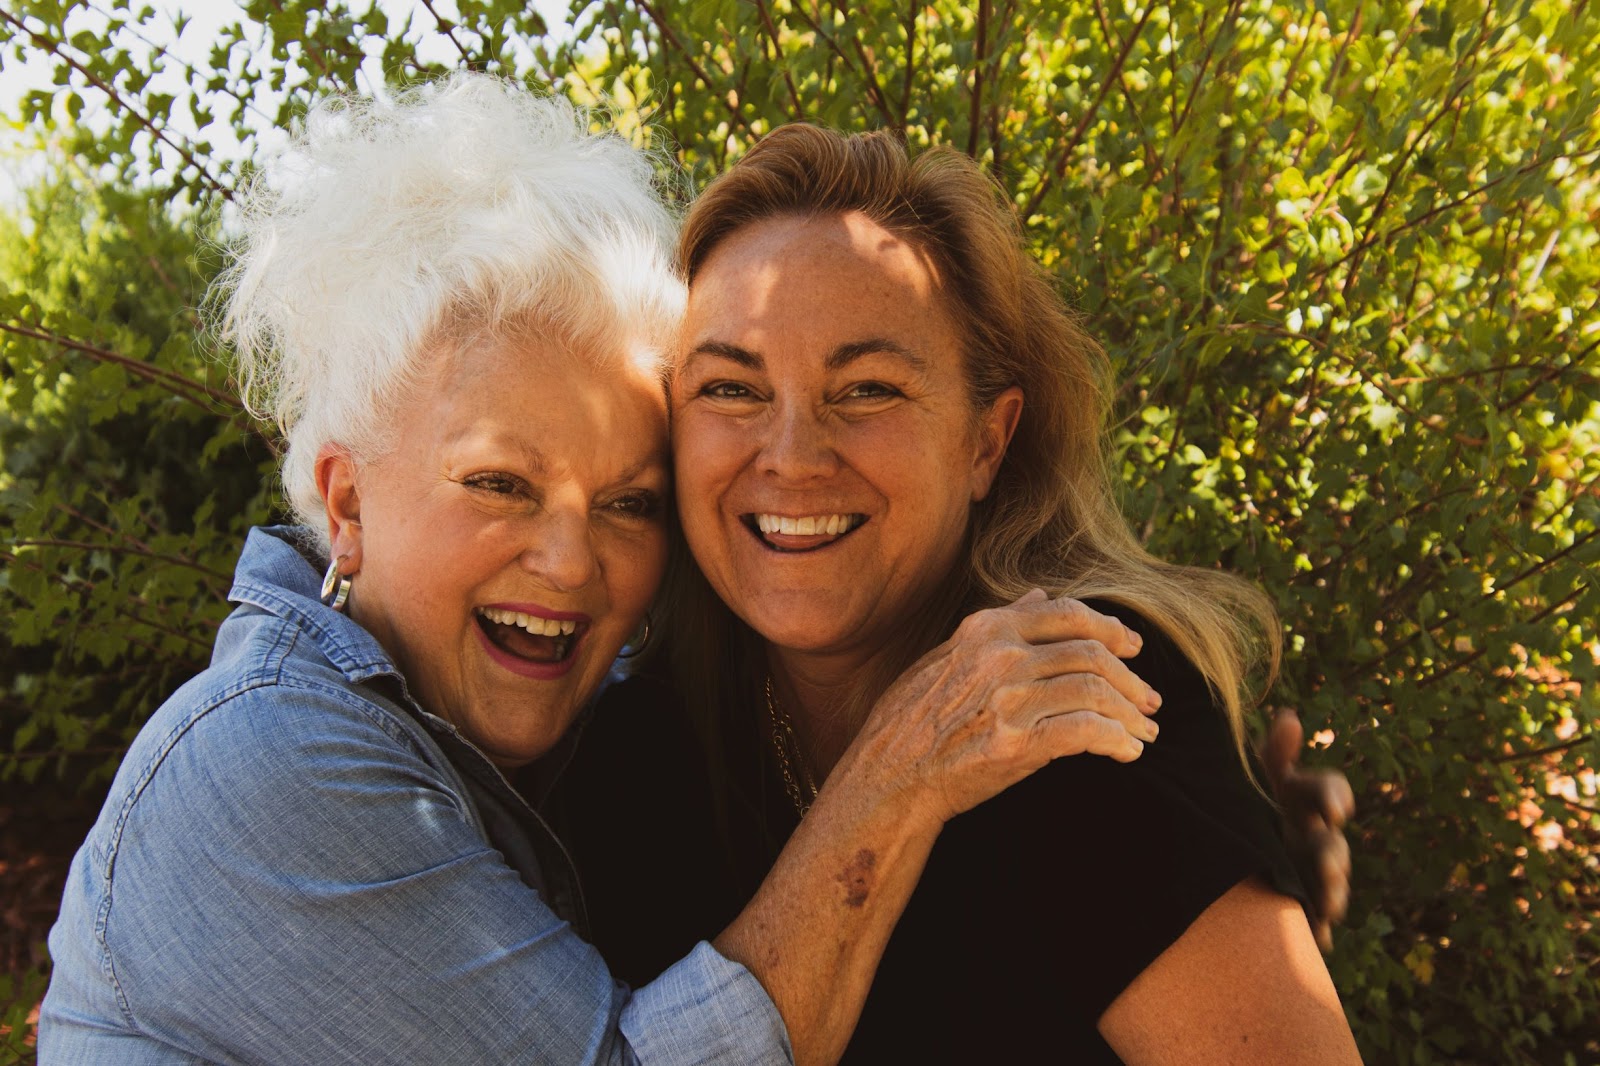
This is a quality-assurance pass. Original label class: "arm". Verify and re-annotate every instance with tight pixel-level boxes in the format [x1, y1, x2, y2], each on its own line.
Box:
[103, 688, 785, 1066]
[1099, 877, 1363, 1064]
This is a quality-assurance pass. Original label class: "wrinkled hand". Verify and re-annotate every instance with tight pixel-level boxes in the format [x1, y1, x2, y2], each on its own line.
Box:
[844, 590, 1162, 828]
[1261, 709, 1356, 953]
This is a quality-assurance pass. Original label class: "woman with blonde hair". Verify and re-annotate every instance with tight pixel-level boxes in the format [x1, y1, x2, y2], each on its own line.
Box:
[559, 124, 1362, 1062]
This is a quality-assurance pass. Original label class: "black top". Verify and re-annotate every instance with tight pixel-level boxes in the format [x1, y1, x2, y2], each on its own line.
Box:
[545, 602, 1307, 1063]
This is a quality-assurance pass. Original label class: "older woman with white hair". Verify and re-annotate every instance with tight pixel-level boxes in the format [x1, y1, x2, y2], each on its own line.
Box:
[39, 76, 1165, 1065]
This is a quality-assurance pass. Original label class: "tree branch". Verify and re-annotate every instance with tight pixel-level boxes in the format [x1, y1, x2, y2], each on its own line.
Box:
[633, 0, 754, 135]
[11, 539, 232, 583]
[966, 0, 989, 158]
[0, 7, 231, 201]
[1021, 1, 1156, 219]
[0, 321, 242, 412]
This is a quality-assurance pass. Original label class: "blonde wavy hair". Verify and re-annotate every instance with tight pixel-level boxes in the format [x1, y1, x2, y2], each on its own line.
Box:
[672, 124, 1280, 772]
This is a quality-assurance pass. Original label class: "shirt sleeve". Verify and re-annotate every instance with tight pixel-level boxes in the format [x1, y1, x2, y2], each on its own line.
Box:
[96, 678, 792, 1066]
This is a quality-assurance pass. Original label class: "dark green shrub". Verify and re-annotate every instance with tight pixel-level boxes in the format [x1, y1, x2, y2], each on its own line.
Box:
[3, 0, 1596, 1059]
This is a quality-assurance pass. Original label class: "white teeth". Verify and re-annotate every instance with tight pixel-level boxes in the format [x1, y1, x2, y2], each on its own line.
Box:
[755, 513, 862, 537]
[478, 608, 577, 636]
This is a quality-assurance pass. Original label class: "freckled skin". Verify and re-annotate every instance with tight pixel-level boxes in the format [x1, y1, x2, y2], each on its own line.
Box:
[836, 848, 878, 908]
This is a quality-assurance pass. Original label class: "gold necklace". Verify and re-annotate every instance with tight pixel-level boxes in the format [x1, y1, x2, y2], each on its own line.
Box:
[765, 676, 819, 818]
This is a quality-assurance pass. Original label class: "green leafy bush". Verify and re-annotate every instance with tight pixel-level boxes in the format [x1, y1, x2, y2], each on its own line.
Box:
[3, 0, 1596, 1060]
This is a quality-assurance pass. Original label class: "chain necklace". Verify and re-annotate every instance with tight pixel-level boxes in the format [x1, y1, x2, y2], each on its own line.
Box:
[764, 676, 819, 818]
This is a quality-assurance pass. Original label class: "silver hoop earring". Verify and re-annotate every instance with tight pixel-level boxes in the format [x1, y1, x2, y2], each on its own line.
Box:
[320, 557, 353, 612]
[617, 612, 652, 658]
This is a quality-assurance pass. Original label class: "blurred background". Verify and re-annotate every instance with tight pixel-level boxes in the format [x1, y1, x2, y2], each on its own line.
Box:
[2, 0, 1597, 1061]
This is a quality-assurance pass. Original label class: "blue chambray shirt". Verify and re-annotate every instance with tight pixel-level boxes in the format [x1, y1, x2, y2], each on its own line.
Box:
[40, 527, 792, 1065]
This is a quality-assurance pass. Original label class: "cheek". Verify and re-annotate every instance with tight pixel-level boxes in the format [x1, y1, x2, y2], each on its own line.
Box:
[607, 529, 670, 615]
[672, 414, 742, 525]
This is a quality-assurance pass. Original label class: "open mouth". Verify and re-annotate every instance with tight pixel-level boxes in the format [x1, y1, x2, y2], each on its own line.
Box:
[474, 607, 584, 665]
[741, 512, 868, 553]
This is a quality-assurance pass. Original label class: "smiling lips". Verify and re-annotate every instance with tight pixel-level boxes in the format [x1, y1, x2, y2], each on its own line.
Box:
[473, 605, 587, 678]
[745, 512, 868, 552]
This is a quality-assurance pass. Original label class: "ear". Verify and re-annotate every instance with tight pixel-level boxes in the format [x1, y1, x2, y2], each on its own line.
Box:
[314, 444, 365, 574]
[970, 386, 1024, 503]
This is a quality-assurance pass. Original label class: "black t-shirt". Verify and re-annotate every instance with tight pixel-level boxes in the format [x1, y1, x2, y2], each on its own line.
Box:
[546, 602, 1308, 1062]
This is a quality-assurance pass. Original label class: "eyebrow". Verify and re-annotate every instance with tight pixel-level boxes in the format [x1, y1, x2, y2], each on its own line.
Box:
[684, 337, 929, 373]
[826, 338, 928, 373]
[684, 340, 762, 370]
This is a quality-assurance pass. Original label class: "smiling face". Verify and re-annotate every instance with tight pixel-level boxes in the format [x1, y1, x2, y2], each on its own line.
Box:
[321, 333, 669, 767]
[673, 211, 1020, 665]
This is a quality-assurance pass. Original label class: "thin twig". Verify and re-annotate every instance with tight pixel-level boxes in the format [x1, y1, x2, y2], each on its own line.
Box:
[419, 0, 475, 65]
[1022, 2, 1156, 219]
[11, 540, 231, 582]
[634, 0, 754, 134]
[0, 7, 231, 201]
[0, 320, 243, 412]
[1493, 733, 1595, 765]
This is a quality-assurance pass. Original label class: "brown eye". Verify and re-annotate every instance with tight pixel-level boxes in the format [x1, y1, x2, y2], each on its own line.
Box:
[701, 381, 756, 400]
[609, 491, 662, 518]
[844, 382, 901, 400]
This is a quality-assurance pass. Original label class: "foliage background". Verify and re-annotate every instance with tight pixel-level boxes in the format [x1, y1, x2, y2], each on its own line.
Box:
[3, 0, 1597, 1061]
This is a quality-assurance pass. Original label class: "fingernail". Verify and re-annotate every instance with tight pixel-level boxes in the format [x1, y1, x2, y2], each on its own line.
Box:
[1126, 627, 1143, 650]
[1145, 720, 1160, 741]
[1146, 687, 1162, 710]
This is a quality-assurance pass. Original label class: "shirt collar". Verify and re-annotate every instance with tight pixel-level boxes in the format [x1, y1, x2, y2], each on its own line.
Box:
[226, 526, 405, 688]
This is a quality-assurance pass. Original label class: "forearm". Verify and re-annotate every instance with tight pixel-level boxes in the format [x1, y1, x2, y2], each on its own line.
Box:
[711, 766, 940, 1066]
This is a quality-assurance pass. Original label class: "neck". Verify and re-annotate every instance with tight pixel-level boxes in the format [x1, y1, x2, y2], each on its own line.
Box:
[766, 642, 897, 784]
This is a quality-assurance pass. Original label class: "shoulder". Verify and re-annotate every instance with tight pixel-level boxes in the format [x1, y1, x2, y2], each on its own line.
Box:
[927, 598, 1306, 1019]
[99, 619, 466, 885]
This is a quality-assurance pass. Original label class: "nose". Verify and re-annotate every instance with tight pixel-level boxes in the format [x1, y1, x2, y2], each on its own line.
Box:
[521, 506, 599, 592]
[760, 400, 839, 482]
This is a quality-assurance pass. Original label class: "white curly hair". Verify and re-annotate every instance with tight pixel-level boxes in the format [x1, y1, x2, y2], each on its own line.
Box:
[213, 74, 684, 547]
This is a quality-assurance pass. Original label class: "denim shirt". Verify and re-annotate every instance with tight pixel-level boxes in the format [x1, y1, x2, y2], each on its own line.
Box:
[39, 527, 792, 1065]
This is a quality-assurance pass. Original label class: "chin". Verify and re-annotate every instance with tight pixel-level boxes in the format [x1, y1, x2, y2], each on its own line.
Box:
[738, 609, 861, 655]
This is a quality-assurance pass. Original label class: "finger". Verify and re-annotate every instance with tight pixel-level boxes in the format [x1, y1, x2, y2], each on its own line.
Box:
[1279, 768, 1357, 831]
[1004, 595, 1144, 657]
[1261, 708, 1304, 796]
[1028, 638, 1161, 714]
[1036, 709, 1147, 764]
[1022, 672, 1160, 742]
[1318, 771, 1357, 827]
[1319, 834, 1352, 918]
[1301, 823, 1352, 921]
[1314, 919, 1334, 954]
